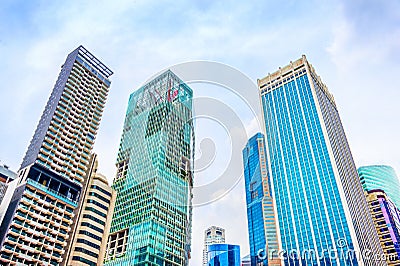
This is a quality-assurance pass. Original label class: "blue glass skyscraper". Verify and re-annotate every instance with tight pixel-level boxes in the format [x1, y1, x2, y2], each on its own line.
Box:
[243, 133, 280, 266]
[258, 55, 384, 265]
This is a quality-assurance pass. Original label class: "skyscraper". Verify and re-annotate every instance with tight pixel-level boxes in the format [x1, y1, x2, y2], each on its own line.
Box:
[258, 55, 384, 265]
[63, 154, 116, 266]
[358, 165, 400, 209]
[0, 46, 112, 265]
[242, 133, 280, 266]
[364, 189, 400, 264]
[203, 226, 226, 266]
[104, 70, 194, 266]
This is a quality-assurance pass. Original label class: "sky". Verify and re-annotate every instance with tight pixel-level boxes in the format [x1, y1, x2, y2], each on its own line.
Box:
[0, 0, 399, 264]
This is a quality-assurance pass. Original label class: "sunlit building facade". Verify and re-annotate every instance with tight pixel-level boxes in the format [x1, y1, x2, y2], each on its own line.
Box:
[364, 189, 400, 265]
[243, 133, 280, 266]
[0, 46, 112, 265]
[258, 55, 384, 265]
[104, 70, 194, 266]
[63, 154, 116, 266]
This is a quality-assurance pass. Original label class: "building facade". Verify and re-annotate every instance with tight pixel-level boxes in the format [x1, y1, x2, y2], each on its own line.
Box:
[0, 46, 112, 265]
[258, 55, 384, 265]
[63, 154, 116, 266]
[242, 133, 280, 266]
[0, 164, 17, 183]
[104, 70, 194, 266]
[0, 164, 17, 204]
[364, 189, 400, 265]
[202, 226, 226, 266]
[358, 165, 400, 209]
[207, 244, 240, 266]
[241, 254, 251, 266]
[0, 164, 17, 226]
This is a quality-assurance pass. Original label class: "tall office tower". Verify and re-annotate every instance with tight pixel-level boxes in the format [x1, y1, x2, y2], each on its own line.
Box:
[63, 154, 116, 266]
[207, 244, 240, 266]
[364, 189, 400, 264]
[202, 226, 226, 266]
[0, 46, 112, 265]
[358, 165, 400, 209]
[242, 133, 280, 266]
[104, 70, 194, 266]
[258, 55, 384, 265]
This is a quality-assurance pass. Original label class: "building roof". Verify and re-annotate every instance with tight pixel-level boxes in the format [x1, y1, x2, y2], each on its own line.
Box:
[0, 164, 17, 183]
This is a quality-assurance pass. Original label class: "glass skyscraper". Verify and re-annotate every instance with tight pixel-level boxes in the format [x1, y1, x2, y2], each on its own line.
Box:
[243, 133, 280, 266]
[358, 165, 400, 209]
[258, 55, 384, 265]
[207, 244, 240, 266]
[0, 46, 112, 265]
[104, 70, 194, 266]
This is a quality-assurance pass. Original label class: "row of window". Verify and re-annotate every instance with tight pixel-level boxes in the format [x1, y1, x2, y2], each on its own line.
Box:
[79, 230, 102, 241]
[91, 185, 112, 197]
[89, 191, 110, 204]
[87, 199, 108, 211]
[77, 238, 100, 249]
[72, 256, 96, 266]
[83, 214, 105, 226]
[74, 247, 99, 259]
[81, 222, 104, 234]
[85, 206, 107, 218]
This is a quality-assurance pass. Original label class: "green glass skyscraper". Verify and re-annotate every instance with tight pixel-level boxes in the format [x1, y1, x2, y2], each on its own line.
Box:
[104, 70, 194, 266]
[358, 165, 400, 209]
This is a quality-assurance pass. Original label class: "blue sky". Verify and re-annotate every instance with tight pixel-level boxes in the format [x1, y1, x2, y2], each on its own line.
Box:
[0, 0, 399, 264]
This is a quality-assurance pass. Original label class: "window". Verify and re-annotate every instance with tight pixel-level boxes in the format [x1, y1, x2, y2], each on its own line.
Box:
[78, 230, 102, 241]
[81, 222, 104, 233]
[77, 238, 100, 249]
[83, 214, 105, 226]
[72, 256, 96, 266]
[74, 247, 98, 258]
[251, 191, 258, 199]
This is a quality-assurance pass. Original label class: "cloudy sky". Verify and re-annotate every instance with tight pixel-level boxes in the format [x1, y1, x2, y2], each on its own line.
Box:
[0, 0, 399, 264]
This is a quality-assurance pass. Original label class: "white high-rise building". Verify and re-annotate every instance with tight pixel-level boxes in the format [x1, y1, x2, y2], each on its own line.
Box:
[0, 46, 112, 265]
[203, 226, 225, 266]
